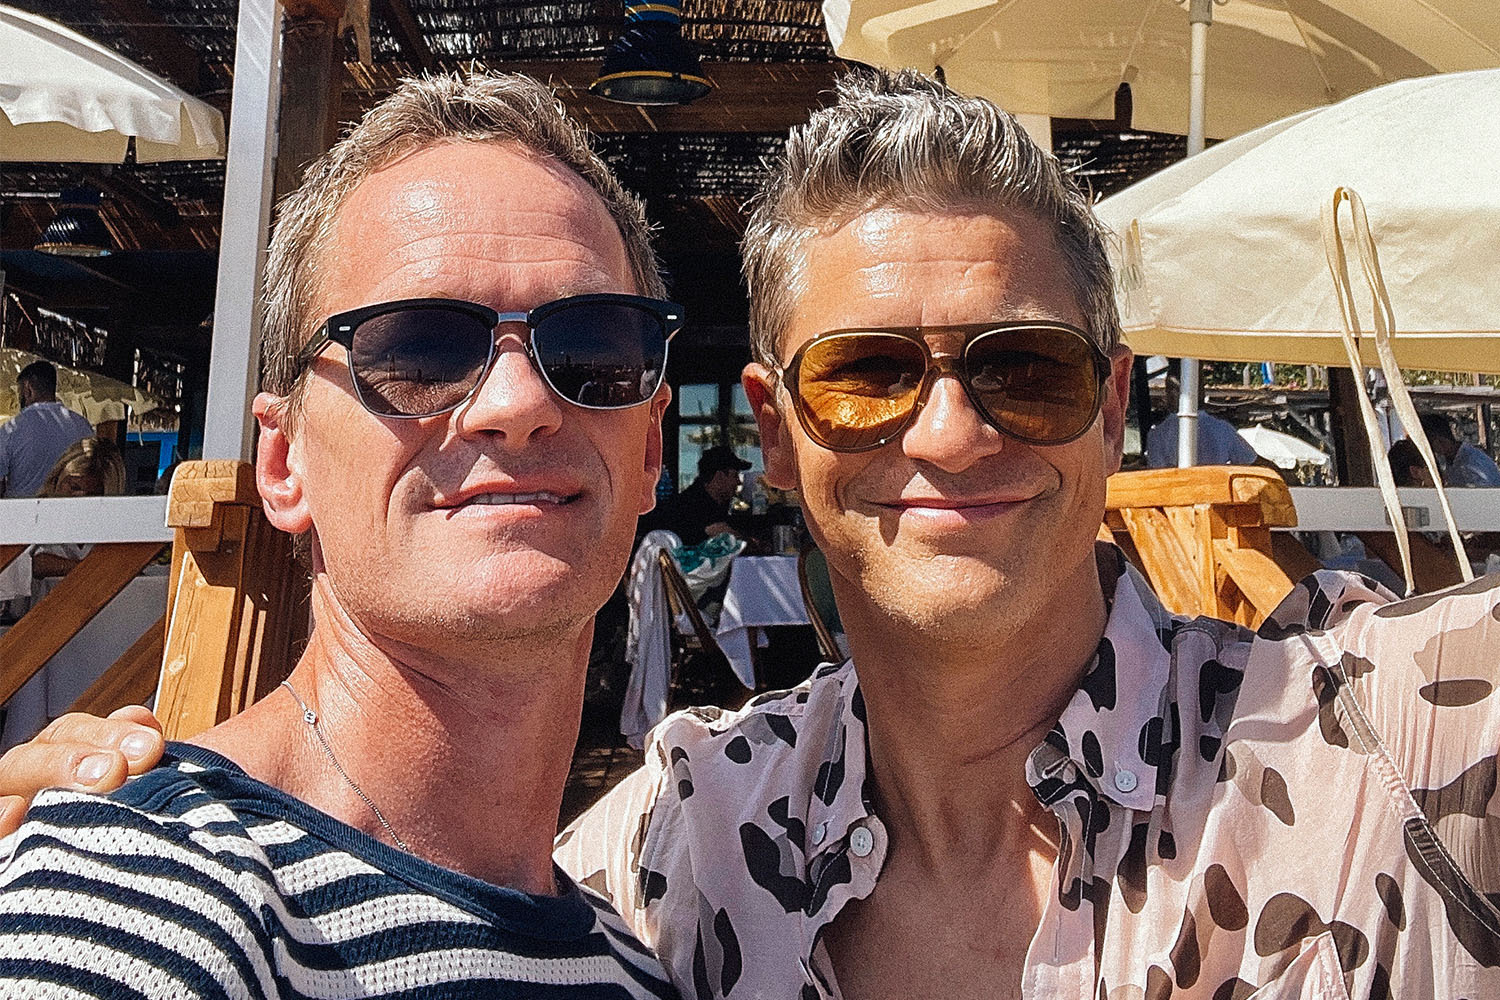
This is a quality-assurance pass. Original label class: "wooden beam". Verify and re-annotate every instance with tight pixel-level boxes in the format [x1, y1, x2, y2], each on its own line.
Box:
[278, 16, 346, 196]
[346, 61, 845, 134]
[282, 0, 346, 21]
[97, 0, 203, 94]
[372, 0, 435, 72]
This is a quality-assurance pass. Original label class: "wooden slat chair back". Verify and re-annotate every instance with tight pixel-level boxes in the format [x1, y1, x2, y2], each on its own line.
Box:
[154, 460, 306, 740]
[0, 540, 168, 723]
[1102, 465, 1314, 627]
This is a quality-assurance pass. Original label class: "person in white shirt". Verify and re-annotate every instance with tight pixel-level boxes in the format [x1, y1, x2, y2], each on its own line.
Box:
[0, 361, 94, 497]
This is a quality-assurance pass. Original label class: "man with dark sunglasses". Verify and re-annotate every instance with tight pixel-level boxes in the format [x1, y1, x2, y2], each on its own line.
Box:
[5, 71, 1499, 1000]
[0, 73, 678, 998]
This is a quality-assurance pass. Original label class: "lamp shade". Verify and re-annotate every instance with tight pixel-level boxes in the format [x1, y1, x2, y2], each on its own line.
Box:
[35, 187, 113, 257]
[591, 0, 712, 106]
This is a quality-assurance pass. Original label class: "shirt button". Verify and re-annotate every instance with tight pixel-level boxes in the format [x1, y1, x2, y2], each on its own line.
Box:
[849, 825, 874, 857]
[1114, 769, 1139, 793]
[813, 822, 828, 845]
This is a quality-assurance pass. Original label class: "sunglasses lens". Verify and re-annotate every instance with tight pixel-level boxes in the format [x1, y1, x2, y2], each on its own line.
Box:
[965, 326, 1102, 443]
[795, 333, 927, 450]
[349, 306, 493, 416]
[531, 300, 669, 408]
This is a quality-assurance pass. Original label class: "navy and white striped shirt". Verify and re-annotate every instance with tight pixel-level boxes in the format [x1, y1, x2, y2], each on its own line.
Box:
[0, 744, 678, 999]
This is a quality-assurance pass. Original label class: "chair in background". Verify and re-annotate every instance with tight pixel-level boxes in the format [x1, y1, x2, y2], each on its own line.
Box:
[797, 542, 846, 662]
[656, 550, 741, 708]
[1102, 465, 1313, 627]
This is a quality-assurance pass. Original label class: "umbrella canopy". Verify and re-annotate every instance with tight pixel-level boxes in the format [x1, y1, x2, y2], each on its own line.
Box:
[1237, 425, 1329, 469]
[1097, 69, 1500, 373]
[823, 0, 1500, 139]
[0, 4, 225, 163]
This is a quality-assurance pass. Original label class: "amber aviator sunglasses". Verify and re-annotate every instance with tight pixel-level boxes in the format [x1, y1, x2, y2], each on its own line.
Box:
[773, 322, 1112, 453]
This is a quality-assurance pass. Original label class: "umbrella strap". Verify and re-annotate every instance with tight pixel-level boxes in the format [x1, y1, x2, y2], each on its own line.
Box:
[1320, 187, 1472, 594]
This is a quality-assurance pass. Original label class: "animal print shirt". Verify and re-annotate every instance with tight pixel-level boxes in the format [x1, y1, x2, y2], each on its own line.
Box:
[556, 552, 1500, 999]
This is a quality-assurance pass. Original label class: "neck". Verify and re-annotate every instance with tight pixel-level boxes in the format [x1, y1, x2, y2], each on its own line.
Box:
[842, 550, 1108, 870]
[194, 576, 589, 894]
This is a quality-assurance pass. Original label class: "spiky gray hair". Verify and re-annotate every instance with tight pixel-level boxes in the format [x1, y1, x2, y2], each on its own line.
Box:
[741, 69, 1119, 366]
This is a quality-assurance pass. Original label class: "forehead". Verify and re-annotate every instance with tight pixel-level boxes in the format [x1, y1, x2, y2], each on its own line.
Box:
[781, 207, 1085, 352]
[318, 141, 635, 317]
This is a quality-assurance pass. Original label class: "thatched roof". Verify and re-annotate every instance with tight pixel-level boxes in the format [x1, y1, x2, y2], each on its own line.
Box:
[2, 0, 1187, 365]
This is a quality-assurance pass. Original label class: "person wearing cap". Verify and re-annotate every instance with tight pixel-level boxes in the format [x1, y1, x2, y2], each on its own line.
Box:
[639, 444, 751, 546]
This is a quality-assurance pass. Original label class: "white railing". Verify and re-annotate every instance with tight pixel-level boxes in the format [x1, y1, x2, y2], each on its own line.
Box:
[1286, 487, 1500, 533]
[0, 496, 171, 544]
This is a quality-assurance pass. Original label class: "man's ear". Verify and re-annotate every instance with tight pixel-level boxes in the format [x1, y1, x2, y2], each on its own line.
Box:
[253, 392, 314, 534]
[638, 385, 671, 515]
[742, 363, 797, 490]
[1100, 347, 1134, 476]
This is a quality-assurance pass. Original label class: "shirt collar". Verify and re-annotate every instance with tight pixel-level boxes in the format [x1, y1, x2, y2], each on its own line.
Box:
[1036, 547, 1176, 812]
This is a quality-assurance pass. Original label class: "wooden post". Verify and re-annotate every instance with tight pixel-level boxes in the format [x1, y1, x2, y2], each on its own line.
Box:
[157, 460, 306, 740]
[276, 8, 347, 196]
[1328, 368, 1375, 486]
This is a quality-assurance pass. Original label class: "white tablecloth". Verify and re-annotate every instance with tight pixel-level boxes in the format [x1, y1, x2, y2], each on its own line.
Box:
[715, 555, 810, 687]
[0, 549, 32, 602]
[1, 567, 168, 749]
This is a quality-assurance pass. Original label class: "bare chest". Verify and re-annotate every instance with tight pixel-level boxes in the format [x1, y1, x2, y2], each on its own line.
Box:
[822, 851, 1054, 1000]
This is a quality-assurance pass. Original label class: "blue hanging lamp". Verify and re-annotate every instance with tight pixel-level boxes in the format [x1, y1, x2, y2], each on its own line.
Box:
[591, 0, 713, 106]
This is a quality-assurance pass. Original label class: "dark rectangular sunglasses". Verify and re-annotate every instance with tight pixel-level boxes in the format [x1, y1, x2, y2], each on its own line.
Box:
[776, 322, 1111, 452]
[297, 293, 683, 418]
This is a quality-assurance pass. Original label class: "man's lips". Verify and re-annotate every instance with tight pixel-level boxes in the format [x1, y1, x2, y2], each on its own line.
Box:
[433, 484, 583, 510]
[878, 492, 1037, 511]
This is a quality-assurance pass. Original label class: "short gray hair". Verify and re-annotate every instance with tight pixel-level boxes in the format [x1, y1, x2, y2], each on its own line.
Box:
[741, 69, 1119, 366]
[262, 71, 663, 399]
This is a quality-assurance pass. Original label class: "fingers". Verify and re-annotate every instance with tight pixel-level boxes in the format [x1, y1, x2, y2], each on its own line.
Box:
[107, 704, 165, 734]
[0, 742, 130, 807]
[37, 711, 165, 776]
[0, 794, 27, 839]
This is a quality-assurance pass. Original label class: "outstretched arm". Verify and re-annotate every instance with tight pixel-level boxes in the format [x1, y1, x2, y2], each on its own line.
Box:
[0, 704, 164, 836]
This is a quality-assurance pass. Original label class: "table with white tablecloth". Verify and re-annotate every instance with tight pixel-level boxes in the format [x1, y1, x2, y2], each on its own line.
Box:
[715, 555, 811, 687]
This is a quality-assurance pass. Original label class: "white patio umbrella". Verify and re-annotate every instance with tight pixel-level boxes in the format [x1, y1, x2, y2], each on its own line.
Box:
[824, 0, 1500, 464]
[1237, 425, 1328, 470]
[1096, 69, 1500, 375]
[823, 0, 1500, 140]
[0, 4, 225, 162]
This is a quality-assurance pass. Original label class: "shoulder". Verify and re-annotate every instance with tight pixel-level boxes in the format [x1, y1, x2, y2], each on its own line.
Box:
[0, 759, 280, 997]
[651, 660, 856, 791]
[2, 756, 269, 886]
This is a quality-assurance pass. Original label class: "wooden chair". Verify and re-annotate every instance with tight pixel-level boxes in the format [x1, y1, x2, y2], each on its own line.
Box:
[154, 460, 307, 739]
[655, 549, 739, 707]
[796, 542, 845, 662]
[1102, 465, 1313, 627]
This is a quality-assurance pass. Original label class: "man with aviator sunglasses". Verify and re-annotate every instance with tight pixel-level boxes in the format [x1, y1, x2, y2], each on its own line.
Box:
[5, 72, 1499, 1000]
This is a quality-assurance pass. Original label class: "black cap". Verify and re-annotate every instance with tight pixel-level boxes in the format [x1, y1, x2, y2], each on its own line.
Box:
[699, 445, 752, 476]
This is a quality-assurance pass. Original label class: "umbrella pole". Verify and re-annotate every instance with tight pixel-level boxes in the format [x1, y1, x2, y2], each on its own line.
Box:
[1177, 0, 1215, 468]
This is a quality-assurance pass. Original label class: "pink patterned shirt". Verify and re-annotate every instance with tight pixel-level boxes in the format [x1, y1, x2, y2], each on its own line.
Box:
[557, 551, 1500, 999]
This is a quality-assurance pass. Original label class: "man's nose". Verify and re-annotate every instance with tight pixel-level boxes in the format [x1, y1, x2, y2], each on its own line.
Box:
[899, 368, 1006, 472]
[453, 334, 565, 444]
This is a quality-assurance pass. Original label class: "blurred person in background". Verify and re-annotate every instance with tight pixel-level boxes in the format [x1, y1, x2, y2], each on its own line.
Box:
[0, 361, 94, 498]
[1419, 411, 1500, 486]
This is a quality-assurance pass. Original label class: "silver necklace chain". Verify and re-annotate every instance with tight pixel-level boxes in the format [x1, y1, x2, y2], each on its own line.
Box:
[280, 680, 410, 853]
